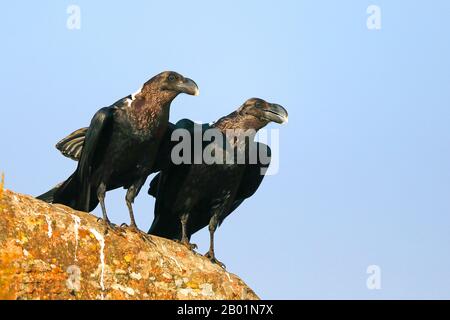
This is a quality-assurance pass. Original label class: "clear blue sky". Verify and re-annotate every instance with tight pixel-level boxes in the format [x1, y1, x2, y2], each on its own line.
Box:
[1, 1, 450, 299]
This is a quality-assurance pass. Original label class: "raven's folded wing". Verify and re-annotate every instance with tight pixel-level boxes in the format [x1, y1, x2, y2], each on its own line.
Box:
[76, 107, 114, 211]
[218, 142, 272, 226]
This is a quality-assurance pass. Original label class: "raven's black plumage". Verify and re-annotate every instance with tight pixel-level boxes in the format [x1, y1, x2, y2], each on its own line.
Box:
[37, 71, 199, 231]
[148, 98, 288, 266]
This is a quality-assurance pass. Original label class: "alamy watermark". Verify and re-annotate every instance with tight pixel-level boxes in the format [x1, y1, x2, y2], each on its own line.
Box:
[67, 5, 81, 30]
[366, 265, 382, 290]
[367, 5, 382, 30]
[169, 126, 280, 176]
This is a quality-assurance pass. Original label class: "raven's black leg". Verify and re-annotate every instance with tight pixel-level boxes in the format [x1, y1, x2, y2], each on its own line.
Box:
[178, 212, 197, 250]
[97, 182, 109, 223]
[97, 182, 116, 233]
[125, 185, 139, 230]
[123, 181, 155, 246]
[204, 212, 225, 269]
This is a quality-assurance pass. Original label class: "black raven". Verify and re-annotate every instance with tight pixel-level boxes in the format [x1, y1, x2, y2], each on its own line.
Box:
[37, 71, 199, 232]
[147, 98, 288, 267]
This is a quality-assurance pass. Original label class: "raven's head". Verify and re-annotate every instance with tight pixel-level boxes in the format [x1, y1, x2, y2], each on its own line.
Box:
[237, 98, 288, 128]
[142, 71, 199, 97]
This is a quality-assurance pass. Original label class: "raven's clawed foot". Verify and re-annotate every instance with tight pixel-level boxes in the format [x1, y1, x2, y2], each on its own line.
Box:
[139, 233, 156, 246]
[175, 239, 198, 251]
[123, 223, 155, 246]
[204, 251, 226, 269]
[97, 217, 119, 235]
[120, 222, 140, 231]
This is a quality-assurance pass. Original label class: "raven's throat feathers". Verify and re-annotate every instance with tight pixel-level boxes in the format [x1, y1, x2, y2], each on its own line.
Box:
[126, 89, 177, 134]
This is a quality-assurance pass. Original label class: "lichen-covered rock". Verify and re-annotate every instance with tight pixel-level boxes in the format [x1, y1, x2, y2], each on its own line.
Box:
[0, 188, 258, 300]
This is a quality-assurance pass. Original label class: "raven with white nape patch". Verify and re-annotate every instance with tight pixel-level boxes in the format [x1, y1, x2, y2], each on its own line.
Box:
[148, 98, 288, 267]
[37, 71, 199, 234]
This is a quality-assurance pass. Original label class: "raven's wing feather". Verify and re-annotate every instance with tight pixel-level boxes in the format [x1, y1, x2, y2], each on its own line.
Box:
[39, 108, 113, 210]
[217, 142, 271, 226]
[56, 127, 88, 161]
[36, 182, 63, 202]
[237, 142, 271, 199]
[55, 97, 130, 161]
[76, 107, 114, 211]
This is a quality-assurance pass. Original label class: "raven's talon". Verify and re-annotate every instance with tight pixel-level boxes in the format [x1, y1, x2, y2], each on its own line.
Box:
[138, 233, 155, 246]
[128, 223, 139, 231]
[204, 252, 226, 269]
[175, 240, 197, 251]
[126, 225, 156, 246]
[142, 234, 156, 246]
[185, 242, 198, 251]
[98, 218, 119, 235]
[97, 217, 116, 227]
[211, 258, 226, 269]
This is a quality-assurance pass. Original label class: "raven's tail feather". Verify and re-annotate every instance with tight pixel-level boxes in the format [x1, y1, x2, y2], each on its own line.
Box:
[148, 216, 182, 241]
[36, 174, 99, 212]
[36, 183, 62, 203]
[148, 172, 160, 197]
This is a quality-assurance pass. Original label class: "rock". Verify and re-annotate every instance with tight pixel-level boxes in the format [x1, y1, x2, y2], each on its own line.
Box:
[0, 187, 258, 300]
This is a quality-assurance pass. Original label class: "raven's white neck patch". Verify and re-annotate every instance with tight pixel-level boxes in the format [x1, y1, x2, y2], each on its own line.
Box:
[131, 86, 143, 100]
[125, 98, 133, 107]
[126, 86, 143, 107]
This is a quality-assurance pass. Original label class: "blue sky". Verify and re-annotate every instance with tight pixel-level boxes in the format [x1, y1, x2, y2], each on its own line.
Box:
[1, 1, 450, 299]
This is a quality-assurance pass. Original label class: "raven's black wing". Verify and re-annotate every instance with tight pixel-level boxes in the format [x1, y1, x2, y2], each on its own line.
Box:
[37, 109, 113, 208]
[40, 107, 114, 211]
[75, 107, 113, 211]
[148, 119, 211, 238]
[54, 122, 175, 172]
[173, 142, 271, 236]
[237, 143, 271, 197]
[54, 96, 130, 162]
[219, 142, 271, 226]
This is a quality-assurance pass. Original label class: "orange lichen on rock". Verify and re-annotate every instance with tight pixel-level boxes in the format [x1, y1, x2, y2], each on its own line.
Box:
[0, 189, 258, 300]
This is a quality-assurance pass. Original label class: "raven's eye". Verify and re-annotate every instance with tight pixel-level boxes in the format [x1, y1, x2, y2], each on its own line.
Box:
[168, 74, 176, 81]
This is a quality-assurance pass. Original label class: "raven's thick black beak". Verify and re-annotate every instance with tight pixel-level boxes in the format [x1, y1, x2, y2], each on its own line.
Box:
[263, 103, 288, 124]
[176, 78, 200, 96]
